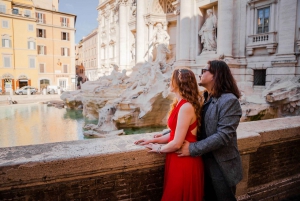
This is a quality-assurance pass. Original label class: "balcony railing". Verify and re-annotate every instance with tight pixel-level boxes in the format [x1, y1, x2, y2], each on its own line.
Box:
[246, 32, 278, 55]
[248, 32, 277, 45]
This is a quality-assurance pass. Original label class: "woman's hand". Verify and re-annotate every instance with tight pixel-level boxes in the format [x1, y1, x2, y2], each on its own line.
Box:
[144, 143, 162, 153]
[134, 138, 154, 145]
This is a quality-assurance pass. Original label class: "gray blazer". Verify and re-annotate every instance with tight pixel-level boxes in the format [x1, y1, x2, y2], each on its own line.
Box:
[189, 93, 243, 187]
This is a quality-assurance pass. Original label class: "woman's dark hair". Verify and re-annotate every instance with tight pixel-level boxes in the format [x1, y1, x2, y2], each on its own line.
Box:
[207, 60, 241, 99]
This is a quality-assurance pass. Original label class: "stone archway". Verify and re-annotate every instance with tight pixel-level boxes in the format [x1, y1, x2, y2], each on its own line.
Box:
[1, 73, 14, 93]
[17, 74, 30, 89]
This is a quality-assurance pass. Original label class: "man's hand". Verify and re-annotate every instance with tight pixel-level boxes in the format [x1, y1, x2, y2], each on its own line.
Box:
[177, 140, 191, 157]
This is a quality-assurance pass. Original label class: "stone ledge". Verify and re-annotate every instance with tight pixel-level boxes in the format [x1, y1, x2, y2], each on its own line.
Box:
[0, 116, 300, 194]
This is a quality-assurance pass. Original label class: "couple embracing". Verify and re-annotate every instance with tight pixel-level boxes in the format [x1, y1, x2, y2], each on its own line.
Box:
[135, 60, 243, 201]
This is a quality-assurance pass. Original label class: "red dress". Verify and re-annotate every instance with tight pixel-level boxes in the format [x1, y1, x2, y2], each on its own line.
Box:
[161, 99, 204, 201]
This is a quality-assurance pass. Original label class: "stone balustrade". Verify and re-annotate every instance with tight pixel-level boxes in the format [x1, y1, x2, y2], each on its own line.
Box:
[247, 32, 278, 55]
[0, 116, 299, 200]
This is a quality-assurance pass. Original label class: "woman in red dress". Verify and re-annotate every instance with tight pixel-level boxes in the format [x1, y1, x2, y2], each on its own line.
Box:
[135, 68, 204, 201]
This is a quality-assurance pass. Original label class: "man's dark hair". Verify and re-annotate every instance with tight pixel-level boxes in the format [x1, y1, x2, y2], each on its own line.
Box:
[208, 60, 241, 99]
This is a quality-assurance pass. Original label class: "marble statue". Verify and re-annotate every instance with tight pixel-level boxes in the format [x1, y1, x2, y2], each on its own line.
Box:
[152, 23, 171, 64]
[199, 9, 217, 51]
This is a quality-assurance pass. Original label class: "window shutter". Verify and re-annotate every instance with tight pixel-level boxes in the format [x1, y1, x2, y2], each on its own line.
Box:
[35, 12, 38, 19]
[68, 48, 70, 56]
[61, 32, 63, 40]
[36, 28, 38, 37]
[67, 18, 69, 27]
[61, 47, 63, 56]
[37, 45, 40, 54]
[44, 46, 47, 55]
[67, 33, 69, 41]
[33, 42, 36, 49]
[44, 30, 46, 38]
[43, 14, 46, 23]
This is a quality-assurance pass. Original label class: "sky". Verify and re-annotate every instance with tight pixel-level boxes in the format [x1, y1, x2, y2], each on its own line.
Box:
[59, 0, 99, 44]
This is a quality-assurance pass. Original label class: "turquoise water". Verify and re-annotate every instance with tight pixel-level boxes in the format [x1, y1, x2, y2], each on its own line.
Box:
[0, 103, 166, 148]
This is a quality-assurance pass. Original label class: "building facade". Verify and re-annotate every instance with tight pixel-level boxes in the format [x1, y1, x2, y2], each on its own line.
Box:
[0, 0, 76, 93]
[35, 6, 76, 91]
[81, 28, 99, 81]
[0, 0, 38, 93]
[96, 0, 300, 96]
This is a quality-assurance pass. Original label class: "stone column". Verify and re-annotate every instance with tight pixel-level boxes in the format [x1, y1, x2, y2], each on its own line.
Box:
[162, 21, 168, 31]
[176, 0, 193, 66]
[136, 0, 146, 64]
[119, 0, 127, 69]
[147, 20, 155, 62]
[172, 1, 180, 61]
[217, 0, 233, 58]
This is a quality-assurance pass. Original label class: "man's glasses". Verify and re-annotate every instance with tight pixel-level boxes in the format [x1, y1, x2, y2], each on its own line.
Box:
[201, 68, 209, 75]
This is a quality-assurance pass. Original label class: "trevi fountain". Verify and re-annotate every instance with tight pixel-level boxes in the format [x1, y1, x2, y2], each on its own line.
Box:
[61, 0, 300, 138]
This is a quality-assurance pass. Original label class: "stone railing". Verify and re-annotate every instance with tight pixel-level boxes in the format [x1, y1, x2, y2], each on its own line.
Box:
[247, 32, 278, 55]
[0, 116, 299, 200]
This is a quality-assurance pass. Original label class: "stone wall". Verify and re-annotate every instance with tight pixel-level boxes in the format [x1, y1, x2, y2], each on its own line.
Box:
[0, 116, 300, 200]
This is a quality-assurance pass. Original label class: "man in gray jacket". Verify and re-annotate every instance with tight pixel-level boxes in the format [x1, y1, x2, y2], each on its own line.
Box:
[178, 60, 243, 201]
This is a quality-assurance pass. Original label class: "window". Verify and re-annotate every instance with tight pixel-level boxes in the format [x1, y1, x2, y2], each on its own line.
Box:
[29, 57, 35, 68]
[28, 41, 35, 50]
[0, 4, 6, 13]
[61, 17, 69, 27]
[59, 79, 67, 89]
[3, 55, 11, 68]
[24, 10, 31, 17]
[61, 32, 69, 41]
[37, 29, 46, 38]
[12, 8, 19, 15]
[2, 38, 11, 48]
[39, 64, 45, 73]
[63, 65, 68, 73]
[61, 47, 69, 56]
[36, 12, 46, 23]
[253, 70, 266, 86]
[28, 24, 34, 31]
[2, 20, 8, 28]
[37, 45, 46, 55]
[257, 7, 270, 34]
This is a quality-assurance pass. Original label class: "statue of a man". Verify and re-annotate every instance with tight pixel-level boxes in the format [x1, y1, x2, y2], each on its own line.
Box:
[152, 23, 171, 64]
[199, 9, 217, 51]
